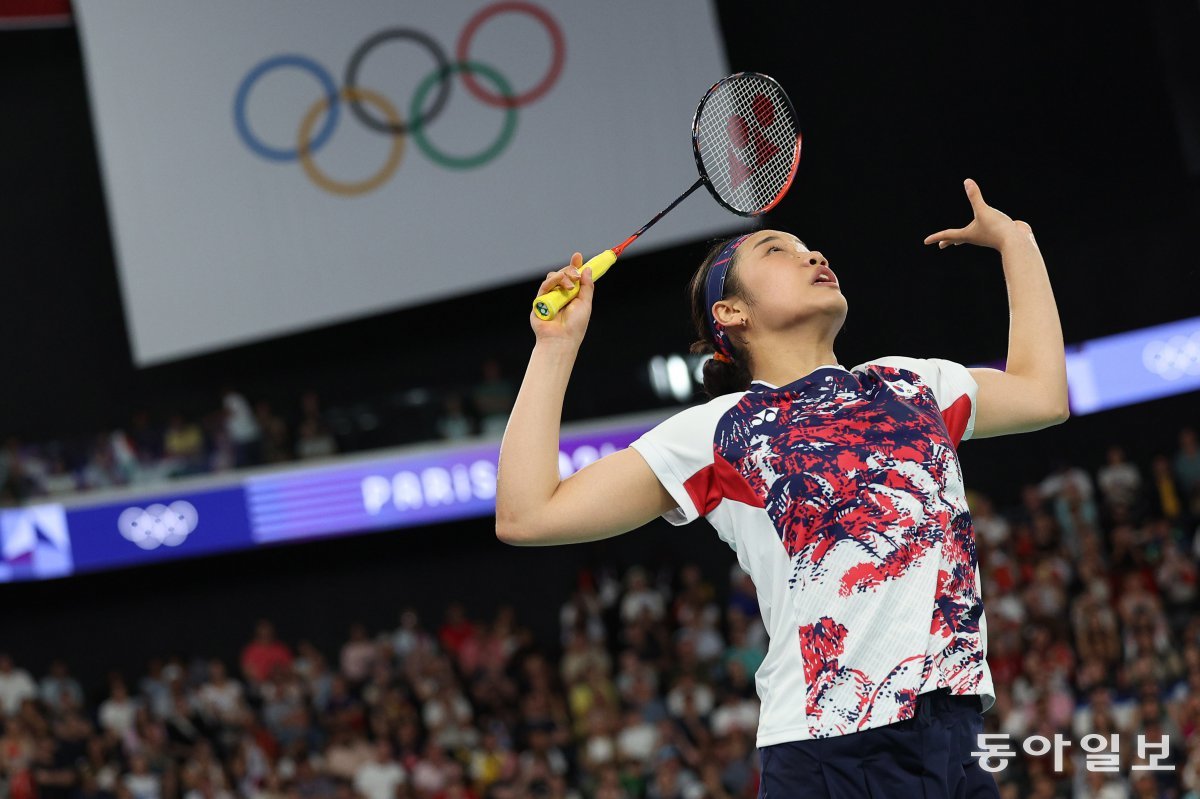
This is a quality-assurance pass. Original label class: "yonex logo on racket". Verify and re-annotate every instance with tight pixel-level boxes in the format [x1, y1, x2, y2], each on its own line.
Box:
[726, 93, 784, 190]
[232, 2, 565, 196]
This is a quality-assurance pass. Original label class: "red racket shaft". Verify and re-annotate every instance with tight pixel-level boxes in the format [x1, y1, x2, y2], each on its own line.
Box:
[532, 177, 705, 321]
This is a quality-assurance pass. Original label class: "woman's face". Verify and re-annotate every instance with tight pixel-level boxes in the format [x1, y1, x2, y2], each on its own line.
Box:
[721, 229, 847, 337]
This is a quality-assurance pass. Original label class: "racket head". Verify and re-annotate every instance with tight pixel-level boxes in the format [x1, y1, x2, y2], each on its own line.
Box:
[691, 72, 801, 217]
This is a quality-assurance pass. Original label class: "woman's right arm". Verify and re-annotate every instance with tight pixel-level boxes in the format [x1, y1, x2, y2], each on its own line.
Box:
[495, 254, 677, 546]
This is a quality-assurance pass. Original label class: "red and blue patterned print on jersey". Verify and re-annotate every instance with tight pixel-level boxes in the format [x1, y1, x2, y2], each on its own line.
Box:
[713, 364, 983, 736]
[800, 616, 935, 736]
[716, 365, 960, 594]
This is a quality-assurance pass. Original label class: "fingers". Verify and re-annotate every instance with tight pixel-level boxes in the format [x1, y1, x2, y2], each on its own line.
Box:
[964, 178, 986, 213]
[924, 228, 963, 246]
[577, 267, 595, 303]
[536, 254, 586, 295]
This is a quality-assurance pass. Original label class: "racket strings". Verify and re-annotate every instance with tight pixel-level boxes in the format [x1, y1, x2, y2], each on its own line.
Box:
[695, 75, 798, 214]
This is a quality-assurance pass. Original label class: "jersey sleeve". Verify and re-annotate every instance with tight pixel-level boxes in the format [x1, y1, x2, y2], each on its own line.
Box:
[856, 355, 979, 446]
[628, 402, 724, 527]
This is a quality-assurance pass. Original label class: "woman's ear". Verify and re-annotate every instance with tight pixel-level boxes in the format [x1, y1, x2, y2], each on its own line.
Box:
[712, 298, 743, 328]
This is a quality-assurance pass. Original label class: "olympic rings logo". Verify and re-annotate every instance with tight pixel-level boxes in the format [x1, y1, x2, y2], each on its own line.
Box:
[1142, 331, 1200, 381]
[232, 2, 565, 196]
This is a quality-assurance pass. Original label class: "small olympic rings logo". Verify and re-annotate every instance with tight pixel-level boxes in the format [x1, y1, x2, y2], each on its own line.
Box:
[1142, 331, 1200, 381]
[232, 2, 565, 196]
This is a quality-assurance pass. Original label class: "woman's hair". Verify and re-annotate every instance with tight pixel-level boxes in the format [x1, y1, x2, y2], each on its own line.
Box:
[688, 237, 754, 398]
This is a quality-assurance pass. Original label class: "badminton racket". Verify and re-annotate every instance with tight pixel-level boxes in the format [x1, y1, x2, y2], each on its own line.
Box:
[533, 71, 802, 320]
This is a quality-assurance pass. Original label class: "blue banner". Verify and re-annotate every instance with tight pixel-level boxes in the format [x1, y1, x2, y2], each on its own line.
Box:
[245, 425, 645, 544]
[0, 504, 72, 583]
[1067, 315, 1200, 414]
[66, 486, 254, 574]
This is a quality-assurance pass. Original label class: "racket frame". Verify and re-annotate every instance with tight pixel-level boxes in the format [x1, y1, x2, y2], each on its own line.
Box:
[691, 71, 802, 219]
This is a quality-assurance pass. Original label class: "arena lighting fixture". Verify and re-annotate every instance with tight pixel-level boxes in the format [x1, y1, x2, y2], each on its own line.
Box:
[666, 355, 692, 402]
[648, 356, 670, 400]
[648, 355, 697, 402]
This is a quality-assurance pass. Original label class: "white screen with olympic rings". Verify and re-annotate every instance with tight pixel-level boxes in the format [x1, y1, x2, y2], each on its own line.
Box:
[75, 0, 739, 365]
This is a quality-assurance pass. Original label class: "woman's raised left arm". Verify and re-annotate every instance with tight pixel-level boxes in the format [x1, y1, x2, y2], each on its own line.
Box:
[924, 178, 1069, 438]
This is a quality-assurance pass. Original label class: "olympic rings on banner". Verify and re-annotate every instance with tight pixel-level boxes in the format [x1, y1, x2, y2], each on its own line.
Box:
[231, 2, 565, 196]
[411, 62, 516, 170]
[235, 54, 340, 162]
[343, 28, 450, 136]
[299, 87, 406, 197]
[456, 1, 566, 108]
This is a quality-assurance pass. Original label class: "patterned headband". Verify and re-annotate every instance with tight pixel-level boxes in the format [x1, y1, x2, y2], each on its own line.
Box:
[704, 233, 751, 363]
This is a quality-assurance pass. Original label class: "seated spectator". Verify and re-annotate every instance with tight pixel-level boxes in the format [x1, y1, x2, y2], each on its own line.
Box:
[162, 414, 207, 477]
[240, 620, 294, 686]
[294, 418, 337, 460]
[39, 659, 84, 714]
[1098, 444, 1142, 516]
[353, 740, 407, 799]
[437, 393, 475, 440]
[121, 752, 161, 799]
[471, 358, 515, 437]
[255, 400, 291, 464]
[438, 603, 478, 667]
[1151, 455, 1184, 519]
[221, 387, 262, 468]
[1171, 427, 1200, 513]
[196, 660, 244, 728]
[339, 623, 376, 686]
[0, 655, 37, 717]
[97, 680, 139, 738]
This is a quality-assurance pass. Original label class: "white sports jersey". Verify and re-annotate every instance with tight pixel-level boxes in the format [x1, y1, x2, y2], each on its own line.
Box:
[628, 356, 994, 747]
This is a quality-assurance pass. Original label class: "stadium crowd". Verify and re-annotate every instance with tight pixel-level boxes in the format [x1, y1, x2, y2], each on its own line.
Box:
[0, 423, 1198, 798]
[0, 359, 518, 507]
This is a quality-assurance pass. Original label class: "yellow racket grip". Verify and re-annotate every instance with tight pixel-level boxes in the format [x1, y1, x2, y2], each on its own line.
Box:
[532, 249, 617, 321]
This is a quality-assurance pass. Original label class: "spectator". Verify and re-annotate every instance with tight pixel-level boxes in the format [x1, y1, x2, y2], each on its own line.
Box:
[438, 603, 478, 666]
[294, 391, 338, 460]
[254, 400, 291, 464]
[437, 393, 475, 440]
[0, 655, 37, 717]
[1097, 445, 1142, 515]
[1176, 426, 1200, 514]
[339, 623, 376, 686]
[121, 753, 161, 799]
[97, 680, 139, 738]
[620, 568, 665, 625]
[1151, 455, 1183, 520]
[471, 358, 515, 437]
[38, 659, 84, 713]
[240, 620, 294, 685]
[294, 418, 337, 460]
[196, 660, 244, 727]
[220, 388, 262, 468]
[162, 414, 206, 476]
[353, 740, 407, 799]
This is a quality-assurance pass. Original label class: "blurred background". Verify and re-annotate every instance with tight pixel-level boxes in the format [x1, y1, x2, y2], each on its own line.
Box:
[1, 1, 1199, 798]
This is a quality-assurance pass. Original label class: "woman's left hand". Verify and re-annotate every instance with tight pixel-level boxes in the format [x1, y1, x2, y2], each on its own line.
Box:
[924, 178, 1034, 251]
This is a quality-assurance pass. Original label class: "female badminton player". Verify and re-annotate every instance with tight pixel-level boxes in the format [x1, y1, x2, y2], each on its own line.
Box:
[496, 178, 1067, 798]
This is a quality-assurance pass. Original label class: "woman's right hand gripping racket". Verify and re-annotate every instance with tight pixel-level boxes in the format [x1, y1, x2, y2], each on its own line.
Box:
[532, 71, 802, 321]
[530, 252, 594, 346]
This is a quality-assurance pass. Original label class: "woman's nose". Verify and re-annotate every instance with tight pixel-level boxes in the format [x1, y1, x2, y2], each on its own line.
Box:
[806, 251, 828, 266]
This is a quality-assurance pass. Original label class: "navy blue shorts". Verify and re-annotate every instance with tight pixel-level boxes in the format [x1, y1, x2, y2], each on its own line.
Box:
[757, 689, 1000, 799]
